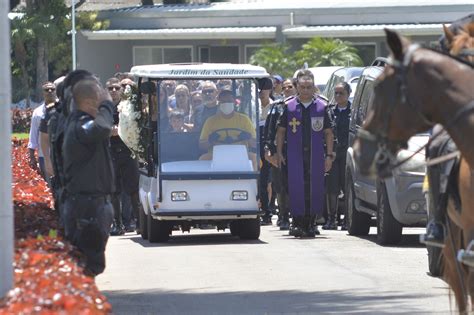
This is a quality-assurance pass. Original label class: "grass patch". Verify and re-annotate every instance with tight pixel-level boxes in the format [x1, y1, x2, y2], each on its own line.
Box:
[13, 133, 29, 140]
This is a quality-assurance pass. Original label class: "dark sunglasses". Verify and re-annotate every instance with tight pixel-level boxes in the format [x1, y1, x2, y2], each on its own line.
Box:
[334, 91, 346, 96]
[283, 86, 293, 90]
[107, 86, 121, 92]
[202, 89, 216, 94]
[43, 88, 55, 93]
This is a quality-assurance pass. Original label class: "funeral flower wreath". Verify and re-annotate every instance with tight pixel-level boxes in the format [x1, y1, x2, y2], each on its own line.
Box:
[117, 85, 146, 162]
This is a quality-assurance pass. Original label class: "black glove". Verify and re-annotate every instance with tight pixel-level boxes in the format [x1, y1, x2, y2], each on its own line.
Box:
[238, 131, 251, 141]
[208, 132, 220, 144]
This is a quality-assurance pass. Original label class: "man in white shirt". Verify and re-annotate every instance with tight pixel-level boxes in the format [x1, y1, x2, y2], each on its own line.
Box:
[28, 81, 56, 179]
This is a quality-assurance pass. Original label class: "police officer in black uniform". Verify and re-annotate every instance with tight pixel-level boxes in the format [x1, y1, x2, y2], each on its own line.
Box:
[323, 82, 352, 230]
[40, 70, 95, 224]
[106, 77, 141, 235]
[263, 80, 297, 230]
[62, 77, 115, 276]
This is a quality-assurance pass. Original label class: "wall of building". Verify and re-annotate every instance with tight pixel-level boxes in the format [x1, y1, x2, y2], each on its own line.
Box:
[77, 33, 134, 82]
[78, 35, 271, 81]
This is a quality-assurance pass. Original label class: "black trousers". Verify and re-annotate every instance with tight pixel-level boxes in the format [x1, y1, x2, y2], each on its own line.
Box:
[63, 195, 114, 275]
[327, 150, 347, 195]
[326, 150, 347, 218]
[259, 158, 271, 214]
[111, 148, 140, 227]
[271, 164, 289, 217]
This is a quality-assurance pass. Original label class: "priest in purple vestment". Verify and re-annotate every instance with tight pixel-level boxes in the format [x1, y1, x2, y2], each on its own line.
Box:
[275, 70, 335, 237]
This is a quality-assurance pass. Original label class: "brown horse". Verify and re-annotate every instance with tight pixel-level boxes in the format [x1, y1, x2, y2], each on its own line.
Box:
[443, 22, 474, 64]
[354, 29, 474, 312]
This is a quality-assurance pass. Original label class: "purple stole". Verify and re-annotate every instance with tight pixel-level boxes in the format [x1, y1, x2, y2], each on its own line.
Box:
[287, 97, 326, 217]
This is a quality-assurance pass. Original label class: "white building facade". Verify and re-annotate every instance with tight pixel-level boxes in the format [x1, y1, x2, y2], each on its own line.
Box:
[77, 0, 474, 80]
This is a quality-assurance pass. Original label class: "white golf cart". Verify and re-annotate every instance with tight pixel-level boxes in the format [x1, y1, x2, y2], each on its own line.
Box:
[131, 63, 269, 242]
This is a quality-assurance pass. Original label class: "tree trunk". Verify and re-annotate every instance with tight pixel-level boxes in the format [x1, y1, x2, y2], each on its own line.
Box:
[14, 40, 31, 107]
[35, 38, 48, 103]
[21, 63, 31, 108]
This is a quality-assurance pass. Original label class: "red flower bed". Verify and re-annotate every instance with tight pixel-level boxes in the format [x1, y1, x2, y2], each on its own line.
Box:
[11, 139, 57, 239]
[11, 108, 33, 132]
[11, 108, 33, 133]
[0, 140, 112, 314]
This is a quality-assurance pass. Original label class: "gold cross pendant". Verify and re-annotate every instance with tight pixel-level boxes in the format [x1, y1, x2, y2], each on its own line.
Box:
[289, 117, 301, 133]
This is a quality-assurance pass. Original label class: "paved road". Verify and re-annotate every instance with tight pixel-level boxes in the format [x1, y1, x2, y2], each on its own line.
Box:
[97, 223, 450, 314]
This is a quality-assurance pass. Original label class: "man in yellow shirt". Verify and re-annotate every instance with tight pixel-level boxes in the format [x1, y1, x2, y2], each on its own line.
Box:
[199, 89, 256, 161]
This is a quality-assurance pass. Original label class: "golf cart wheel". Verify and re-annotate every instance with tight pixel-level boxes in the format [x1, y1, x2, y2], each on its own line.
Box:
[147, 211, 170, 243]
[139, 205, 148, 240]
[239, 218, 260, 240]
[230, 221, 241, 236]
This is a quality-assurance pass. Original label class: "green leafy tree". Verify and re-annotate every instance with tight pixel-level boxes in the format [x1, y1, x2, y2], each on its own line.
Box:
[51, 11, 110, 77]
[30, 0, 69, 100]
[249, 43, 296, 79]
[294, 37, 363, 68]
[10, 1, 109, 104]
[10, 0, 69, 102]
[11, 15, 35, 105]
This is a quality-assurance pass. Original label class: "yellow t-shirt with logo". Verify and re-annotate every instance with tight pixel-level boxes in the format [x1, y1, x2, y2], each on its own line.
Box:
[200, 112, 256, 144]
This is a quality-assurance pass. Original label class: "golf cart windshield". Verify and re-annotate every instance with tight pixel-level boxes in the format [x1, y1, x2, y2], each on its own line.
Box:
[152, 78, 259, 175]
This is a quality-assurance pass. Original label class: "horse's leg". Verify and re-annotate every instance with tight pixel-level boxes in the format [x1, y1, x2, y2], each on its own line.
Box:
[444, 218, 467, 313]
[458, 158, 474, 310]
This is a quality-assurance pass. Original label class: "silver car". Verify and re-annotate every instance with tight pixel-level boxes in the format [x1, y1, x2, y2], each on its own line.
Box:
[345, 61, 428, 245]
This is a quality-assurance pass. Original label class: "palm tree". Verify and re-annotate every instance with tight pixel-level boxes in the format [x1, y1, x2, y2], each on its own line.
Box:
[30, 0, 69, 101]
[249, 43, 296, 79]
[294, 37, 363, 68]
[11, 16, 35, 106]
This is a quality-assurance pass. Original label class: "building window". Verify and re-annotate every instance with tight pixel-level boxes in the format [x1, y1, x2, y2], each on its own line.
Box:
[198, 46, 239, 63]
[352, 43, 376, 66]
[133, 46, 193, 65]
[245, 45, 261, 63]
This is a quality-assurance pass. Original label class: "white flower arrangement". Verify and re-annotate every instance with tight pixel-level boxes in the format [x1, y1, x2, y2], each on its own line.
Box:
[118, 85, 145, 161]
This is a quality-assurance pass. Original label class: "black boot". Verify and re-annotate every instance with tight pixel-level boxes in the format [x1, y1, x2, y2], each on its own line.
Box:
[323, 218, 337, 230]
[290, 216, 304, 237]
[280, 216, 290, 231]
[324, 194, 338, 230]
[260, 212, 272, 226]
[340, 220, 347, 231]
[420, 220, 445, 248]
[110, 223, 125, 236]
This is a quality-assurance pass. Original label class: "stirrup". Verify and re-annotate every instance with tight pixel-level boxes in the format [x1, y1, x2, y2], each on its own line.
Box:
[457, 241, 474, 268]
[419, 234, 445, 248]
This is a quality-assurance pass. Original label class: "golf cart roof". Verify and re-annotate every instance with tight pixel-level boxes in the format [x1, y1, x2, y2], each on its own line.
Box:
[130, 63, 270, 79]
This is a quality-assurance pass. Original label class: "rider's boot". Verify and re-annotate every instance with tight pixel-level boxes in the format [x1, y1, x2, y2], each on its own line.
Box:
[420, 151, 448, 248]
[457, 241, 474, 268]
[420, 220, 445, 248]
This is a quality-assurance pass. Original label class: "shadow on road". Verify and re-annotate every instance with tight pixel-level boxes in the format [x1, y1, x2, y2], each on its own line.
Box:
[351, 233, 426, 248]
[102, 288, 447, 314]
[121, 233, 268, 248]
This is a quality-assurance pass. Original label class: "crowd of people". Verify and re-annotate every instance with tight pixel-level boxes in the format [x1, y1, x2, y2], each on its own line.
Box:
[25, 66, 354, 275]
[260, 70, 352, 237]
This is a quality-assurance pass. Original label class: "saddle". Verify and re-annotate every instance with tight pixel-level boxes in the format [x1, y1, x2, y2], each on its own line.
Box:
[428, 129, 462, 213]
